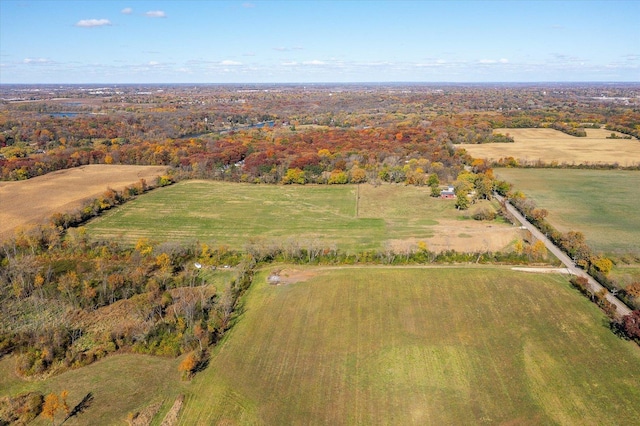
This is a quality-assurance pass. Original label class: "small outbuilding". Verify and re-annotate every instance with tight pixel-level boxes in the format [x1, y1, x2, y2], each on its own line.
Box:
[440, 186, 456, 199]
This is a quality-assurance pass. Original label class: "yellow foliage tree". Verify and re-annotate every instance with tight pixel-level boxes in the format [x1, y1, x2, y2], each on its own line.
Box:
[179, 352, 198, 379]
[591, 256, 613, 275]
[135, 237, 153, 256]
[349, 166, 367, 184]
[42, 393, 59, 424]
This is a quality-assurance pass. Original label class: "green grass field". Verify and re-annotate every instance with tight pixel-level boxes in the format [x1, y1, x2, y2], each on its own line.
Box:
[495, 169, 640, 256]
[178, 266, 640, 425]
[85, 181, 508, 252]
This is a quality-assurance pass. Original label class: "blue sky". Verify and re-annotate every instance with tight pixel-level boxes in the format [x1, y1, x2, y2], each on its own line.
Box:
[1, 0, 638, 83]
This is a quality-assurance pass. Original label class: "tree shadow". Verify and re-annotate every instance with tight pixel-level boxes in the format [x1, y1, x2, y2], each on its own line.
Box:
[61, 392, 94, 424]
[194, 355, 210, 374]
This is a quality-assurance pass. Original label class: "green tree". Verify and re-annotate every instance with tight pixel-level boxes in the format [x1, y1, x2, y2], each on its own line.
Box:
[474, 175, 493, 200]
[494, 180, 512, 196]
[455, 193, 470, 210]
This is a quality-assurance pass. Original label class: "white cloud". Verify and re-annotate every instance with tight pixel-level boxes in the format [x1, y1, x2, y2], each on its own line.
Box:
[303, 60, 325, 65]
[478, 58, 509, 64]
[23, 58, 53, 64]
[75, 18, 112, 28]
[416, 59, 447, 67]
[221, 60, 242, 66]
[145, 10, 167, 18]
[282, 61, 298, 66]
[121, 7, 133, 15]
[148, 61, 160, 66]
[273, 46, 304, 52]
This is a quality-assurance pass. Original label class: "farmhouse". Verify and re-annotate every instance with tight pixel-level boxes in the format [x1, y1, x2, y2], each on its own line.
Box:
[440, 185, 455, 199]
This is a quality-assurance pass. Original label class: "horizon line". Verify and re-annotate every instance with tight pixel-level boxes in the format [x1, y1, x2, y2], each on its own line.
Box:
[2, 81, 639, 86]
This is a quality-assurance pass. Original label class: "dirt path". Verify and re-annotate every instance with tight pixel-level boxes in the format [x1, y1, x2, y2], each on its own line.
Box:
[496, 194, 632, 317]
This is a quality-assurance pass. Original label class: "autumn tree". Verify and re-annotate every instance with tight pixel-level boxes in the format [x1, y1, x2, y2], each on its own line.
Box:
[624, 282, 640, 299]
[349, 165, 367, 184]
[282, 168, 306, 184]
[474, 174, 493, 200]
[530, 240, 547, 261]
[591, 256, 613, 276]
[530, 208, 548, 222]
[178, 352, 198, 380]
[622, 310, 640, 341]
[42, 393, 59, 425]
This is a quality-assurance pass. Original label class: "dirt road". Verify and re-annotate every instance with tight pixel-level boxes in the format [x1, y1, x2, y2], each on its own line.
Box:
[495, 194, 631, 317]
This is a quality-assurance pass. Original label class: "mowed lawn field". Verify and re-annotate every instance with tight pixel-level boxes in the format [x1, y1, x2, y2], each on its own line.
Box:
[495, 169, 640, 256]
[85, 181, 521, 253]
[179, 266, 640, 425]
[462, 128, 640, 166]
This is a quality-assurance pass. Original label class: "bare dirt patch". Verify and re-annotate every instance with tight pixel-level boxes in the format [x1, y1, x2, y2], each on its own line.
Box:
[388, 219, 523, 253]
[0, 164, 168, 240]
[462, 128, 640, 166]
[268, 268, 319, 285]
[160, 394, 184, 426]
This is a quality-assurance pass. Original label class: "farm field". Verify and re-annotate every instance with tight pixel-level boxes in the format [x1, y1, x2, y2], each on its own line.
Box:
[85, 181, 521, 253]
[495, 169, 640, 256]
[179, 266, 640, 425]
[0, 164, 168, 240]
[462, 128, 640, 166]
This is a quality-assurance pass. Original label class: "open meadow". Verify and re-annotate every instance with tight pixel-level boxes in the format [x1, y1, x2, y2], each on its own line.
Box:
[495, 169, 640, 257]
[84, 181, 521, 253]
[462, 128, 640, 166]
[179, 266, 640, 425]
[0, 164, 168, 240]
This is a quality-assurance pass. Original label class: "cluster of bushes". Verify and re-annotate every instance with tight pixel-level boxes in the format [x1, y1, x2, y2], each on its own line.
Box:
[0, 391, 44, 425]
[490, 157, 640, 170]
[485, 133, 515, 143]
[547, 122, 587, 137]
[605, 124, 640, 140]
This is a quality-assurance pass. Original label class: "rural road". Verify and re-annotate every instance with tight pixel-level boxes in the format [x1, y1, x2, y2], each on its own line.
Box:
[495, 194, 632, 317]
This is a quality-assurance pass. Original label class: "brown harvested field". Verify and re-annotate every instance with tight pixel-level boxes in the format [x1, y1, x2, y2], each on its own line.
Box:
[462, 128, 640, 166]
[0, 164, 168, 240]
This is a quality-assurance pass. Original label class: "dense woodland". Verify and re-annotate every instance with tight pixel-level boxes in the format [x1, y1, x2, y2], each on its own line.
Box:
[1, 83, 639, 182]
[1, 84, 639, 420]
